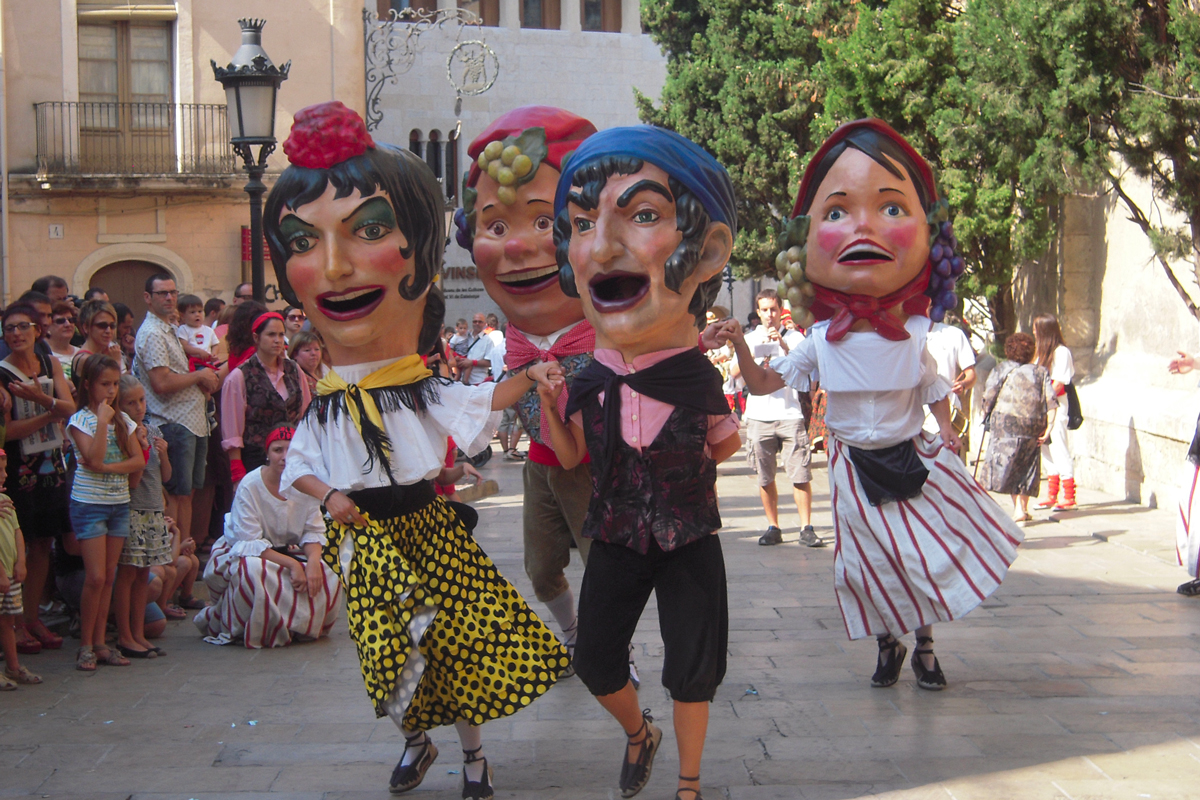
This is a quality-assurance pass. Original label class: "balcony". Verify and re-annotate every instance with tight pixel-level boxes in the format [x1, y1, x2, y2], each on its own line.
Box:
[34, 101, 236, 178]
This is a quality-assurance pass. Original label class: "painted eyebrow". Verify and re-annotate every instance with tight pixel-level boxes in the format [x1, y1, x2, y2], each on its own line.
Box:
[824, 191, 847, 200]
[527, 198, 551, 206]
[617, 180, 673, 208]
[481, 203, 496, 213]
[340, 196, 393, 224]
[878, 187, 905, 195]
[279, 213, 315, 229]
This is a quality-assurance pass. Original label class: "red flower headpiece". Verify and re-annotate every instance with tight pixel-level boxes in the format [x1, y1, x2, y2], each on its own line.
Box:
[283, 101, 375, 170]
[265, 426, 295, 447]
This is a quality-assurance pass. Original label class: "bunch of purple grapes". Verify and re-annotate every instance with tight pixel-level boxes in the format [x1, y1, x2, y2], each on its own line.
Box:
[927, 220, 965, 322]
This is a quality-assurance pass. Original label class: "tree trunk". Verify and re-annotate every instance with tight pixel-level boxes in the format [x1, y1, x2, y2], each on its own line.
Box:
[988, 282, 1016, 355]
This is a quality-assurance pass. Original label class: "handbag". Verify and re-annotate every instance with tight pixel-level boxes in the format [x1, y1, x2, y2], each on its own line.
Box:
[1064, 383, 1084, 430]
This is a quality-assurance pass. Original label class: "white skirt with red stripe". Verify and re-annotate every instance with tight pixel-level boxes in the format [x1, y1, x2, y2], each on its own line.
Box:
[828, 432, 1025, 640]
[1176, 462, 1200, 577]
[194, 539, 341, 648]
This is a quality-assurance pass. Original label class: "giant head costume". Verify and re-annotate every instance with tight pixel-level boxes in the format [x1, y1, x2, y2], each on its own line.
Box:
[455, 106, 597, 337]
[776, 118, 963, 341]
[552, 126, 736, 355]
[264, 101, 446, 365]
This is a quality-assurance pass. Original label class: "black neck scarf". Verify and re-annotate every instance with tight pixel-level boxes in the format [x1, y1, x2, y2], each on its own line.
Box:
[566, 347, 729, 493]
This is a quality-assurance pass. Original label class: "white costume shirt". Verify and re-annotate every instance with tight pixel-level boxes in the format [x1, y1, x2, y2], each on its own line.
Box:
[486, 329, 506, 381]
[281, 358, 500, 494]
[772, 316, 951, 450]
[742, 326, 806, 422]
[925, 322, 975, 411]
[223, 467, 325, 558]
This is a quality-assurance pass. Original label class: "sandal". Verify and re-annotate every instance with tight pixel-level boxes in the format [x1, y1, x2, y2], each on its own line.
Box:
[675, 774, 703, 800]
[871, 635, 907, 688]
[559, 640, 576, 679]
[1178, 579, 1200, 597]
[177, 595, 207, 610]
[460, 746, 494, 800]
[5, 665, 42, 684]
[76, 646, 97, 672]
[162, 604, 188, 620]
[389, 732, 438, 794]
[0, 673, 16, 690]
[911, 636, 947, 691]
[618, 709, 662, 798]
[27, 619, 63, 650]
[94, 646, 130, 667]
[14, 625, 41, 655]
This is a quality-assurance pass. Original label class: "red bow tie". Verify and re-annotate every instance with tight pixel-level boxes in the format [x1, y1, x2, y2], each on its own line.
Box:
[810, 269, 931, 342]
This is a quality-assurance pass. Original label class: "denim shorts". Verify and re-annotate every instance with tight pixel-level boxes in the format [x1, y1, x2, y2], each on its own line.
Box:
[160, 422, 208, 495]
[70, 501, 130, 540]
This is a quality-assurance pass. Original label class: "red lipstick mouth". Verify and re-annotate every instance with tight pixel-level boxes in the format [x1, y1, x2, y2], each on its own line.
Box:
[837, 238, 896, 266]
[316, 285, 386, 321]
[588, 271, 650, 313]
[494, 264, 561, 295]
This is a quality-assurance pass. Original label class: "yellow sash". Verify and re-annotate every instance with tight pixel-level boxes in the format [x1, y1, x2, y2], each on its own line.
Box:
[315, 355, 433, 448]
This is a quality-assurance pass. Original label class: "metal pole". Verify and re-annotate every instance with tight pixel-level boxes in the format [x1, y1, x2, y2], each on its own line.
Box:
[246, 161, 267, 303]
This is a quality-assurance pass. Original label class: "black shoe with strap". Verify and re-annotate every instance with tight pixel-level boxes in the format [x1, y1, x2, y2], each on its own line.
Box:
[911, 635, 947, 691]
[389, 732, 438, 794]
[460, 745, 494, 800]
[618, 709, 662, 798]
[870, 635, 907, 688]
[675, 773, 703, 800]
[1178, 578, 1200, 597]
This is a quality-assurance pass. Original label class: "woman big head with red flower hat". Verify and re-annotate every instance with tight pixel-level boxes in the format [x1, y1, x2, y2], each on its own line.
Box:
[264, 101, 446, 365]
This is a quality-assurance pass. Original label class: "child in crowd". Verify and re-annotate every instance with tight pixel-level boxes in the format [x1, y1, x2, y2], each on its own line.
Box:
[111, 374, 173, 657]
[67, 354, 144, 670]
[155, 515, 200, 619]
[449, 318, 470, 358]
[176, 294, 220, 366]
[0, 451, 41, 689]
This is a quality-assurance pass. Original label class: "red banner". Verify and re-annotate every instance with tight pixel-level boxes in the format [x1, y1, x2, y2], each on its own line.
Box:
[241, 226, 272, 263]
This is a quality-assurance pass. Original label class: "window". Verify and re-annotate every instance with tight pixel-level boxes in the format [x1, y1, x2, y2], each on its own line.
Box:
[407, 129, 460, 203]
[521, 0, 561, 29]
[377, 0, 438, 17]
[77, 21, 173, 171]
[458, 0, 500, 26]
[582, 0, 620, 32]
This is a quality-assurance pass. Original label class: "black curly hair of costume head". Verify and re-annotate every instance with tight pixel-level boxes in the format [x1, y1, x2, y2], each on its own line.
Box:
[553, 155, 722, 328]
[264, 144, 447, 355]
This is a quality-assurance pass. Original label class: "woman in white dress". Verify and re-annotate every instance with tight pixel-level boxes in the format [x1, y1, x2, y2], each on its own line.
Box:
[1034, 314, 1077, 509]
[194, 425, 339, 648]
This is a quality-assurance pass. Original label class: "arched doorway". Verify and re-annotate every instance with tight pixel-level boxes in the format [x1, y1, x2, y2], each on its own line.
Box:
[89, 260, 171, 330]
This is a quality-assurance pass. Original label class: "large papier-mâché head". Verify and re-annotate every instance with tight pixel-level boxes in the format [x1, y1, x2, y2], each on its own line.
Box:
[264, 101, 446, 365]
[552, 126, 736, 355]
[454, 106, 597, 336]
[776, 118, 963, 329]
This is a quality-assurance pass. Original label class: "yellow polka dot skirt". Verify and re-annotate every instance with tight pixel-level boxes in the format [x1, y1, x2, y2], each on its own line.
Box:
[323, 497, 569, 730]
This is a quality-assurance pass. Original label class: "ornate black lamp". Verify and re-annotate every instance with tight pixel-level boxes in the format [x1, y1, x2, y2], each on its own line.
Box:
[212, 19, 290, 303]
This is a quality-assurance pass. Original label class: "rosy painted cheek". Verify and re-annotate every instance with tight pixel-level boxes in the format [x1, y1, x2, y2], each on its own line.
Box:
[815, 225, 844, 258]
[286, 262, 323, 307]
[882, 219, 919, 253]
[472, 238, 504, 278]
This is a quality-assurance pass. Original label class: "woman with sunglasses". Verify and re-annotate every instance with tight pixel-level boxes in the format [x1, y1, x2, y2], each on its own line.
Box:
[282, 306, 306, 345]
[0, 303, 76, 657]
[71, 301, 125, 382]
[47, 301, 80, 383]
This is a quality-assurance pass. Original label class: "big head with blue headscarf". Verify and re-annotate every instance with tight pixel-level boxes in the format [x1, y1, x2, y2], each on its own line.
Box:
[553, 126, 736, 356]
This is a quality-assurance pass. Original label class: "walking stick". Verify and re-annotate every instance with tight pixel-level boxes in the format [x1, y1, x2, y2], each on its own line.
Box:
[972, 422, 987, 478]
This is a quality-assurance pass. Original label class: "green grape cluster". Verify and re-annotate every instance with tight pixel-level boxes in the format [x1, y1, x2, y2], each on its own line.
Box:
[774, 244, 816, 328]
[477, 141, 535, 205]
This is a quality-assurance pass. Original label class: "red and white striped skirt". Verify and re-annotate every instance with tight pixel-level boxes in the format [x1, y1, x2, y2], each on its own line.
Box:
[828, 432, 1024, 640]
[1176, 463, 1200, 577]
[194, 539, 341, 649]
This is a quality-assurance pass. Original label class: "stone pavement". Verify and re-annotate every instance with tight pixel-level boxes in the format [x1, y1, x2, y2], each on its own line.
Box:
[3, 443, 1200, 800]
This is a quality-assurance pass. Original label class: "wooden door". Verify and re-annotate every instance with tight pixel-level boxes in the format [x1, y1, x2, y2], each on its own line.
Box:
[89, 260, 170, 331]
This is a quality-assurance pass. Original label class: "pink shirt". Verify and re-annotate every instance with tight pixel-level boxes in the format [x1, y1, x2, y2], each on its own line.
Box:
[220, 358, 312, 451]
[570, 346, 739, 454]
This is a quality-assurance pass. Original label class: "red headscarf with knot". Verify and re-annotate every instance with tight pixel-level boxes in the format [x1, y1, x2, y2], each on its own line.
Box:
[465, 106, 597, 189]
[793, 119, 939, 342]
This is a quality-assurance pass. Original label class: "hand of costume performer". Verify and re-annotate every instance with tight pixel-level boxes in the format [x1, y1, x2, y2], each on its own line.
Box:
[288, 559, 308, 593]
[939, 425, 961, 453]
[326, 490, 367, 528]
[527, 360, 564, 396]
[1170, 351, 1195, 375]
[699, 321, 726, 351]
[462, 463, 483, 484]
[535, 367, 566, 405]
[714, 318, 745, 348]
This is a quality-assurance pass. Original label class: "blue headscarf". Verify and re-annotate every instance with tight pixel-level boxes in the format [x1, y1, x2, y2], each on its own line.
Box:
[553, 126, 737, 236]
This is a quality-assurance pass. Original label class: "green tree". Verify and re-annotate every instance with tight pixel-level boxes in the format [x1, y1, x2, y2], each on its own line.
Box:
[636, 0, 853, 276]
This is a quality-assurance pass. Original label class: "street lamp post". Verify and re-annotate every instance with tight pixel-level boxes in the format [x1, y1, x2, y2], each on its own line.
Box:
[212, 19, 290, 304]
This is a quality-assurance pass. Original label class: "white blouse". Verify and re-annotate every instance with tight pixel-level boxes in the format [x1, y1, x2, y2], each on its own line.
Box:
[280, 358, 501, 494]
[773, 316, 951, 450]
[223, 468, 326, 558]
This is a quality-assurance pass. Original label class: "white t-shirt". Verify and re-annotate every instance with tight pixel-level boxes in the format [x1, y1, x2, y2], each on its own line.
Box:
[461, 334, 498, 386]
[68, 408, 138, 504]
[742, 326, 806, 422]
[486, 330, 506, 381]
[177, 323, 219, 354]
[922, 322, 976, 433]
[1048, 344, 1074, 385]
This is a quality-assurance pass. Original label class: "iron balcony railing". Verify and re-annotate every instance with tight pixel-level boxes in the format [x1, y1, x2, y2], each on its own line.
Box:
[34, 101, 237, 177]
